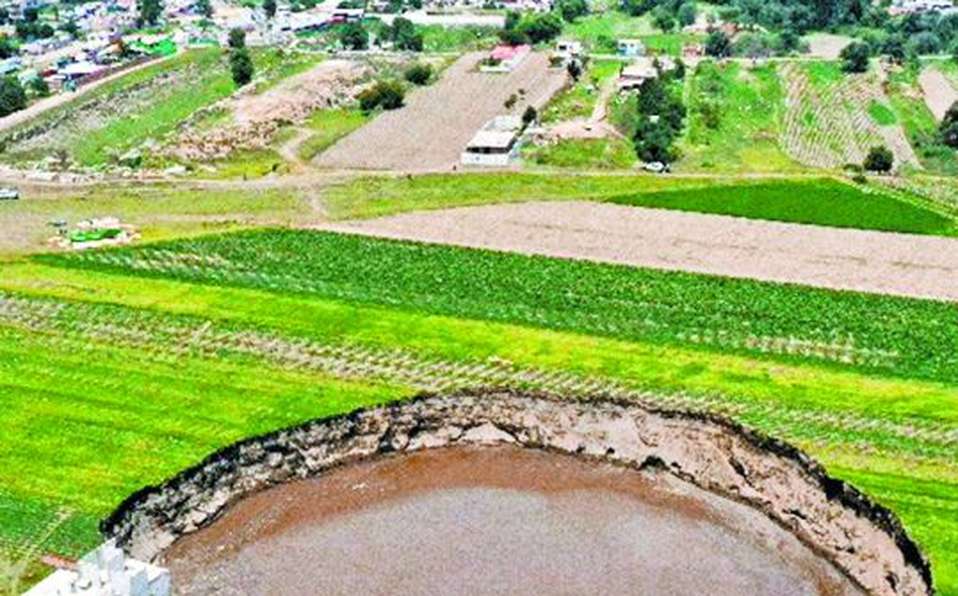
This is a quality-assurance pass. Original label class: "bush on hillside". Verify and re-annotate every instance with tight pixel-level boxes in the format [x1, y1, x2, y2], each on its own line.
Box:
[705, 30, 732, 58]
[230, 49, 254, 86]
[0, 77, 26, 117]
[404, 63, 432, 85]
[863, 145, 894, 173]
[358, 80, 405, 112]
[228, 27, 246, 49]
[940, 101, 958, 148]
[840, 42, 871, 73]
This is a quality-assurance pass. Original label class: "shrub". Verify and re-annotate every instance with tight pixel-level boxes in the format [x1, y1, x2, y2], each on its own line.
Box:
[522, 105, 538, 126]
[678, 2, 696, 26]
[705, 30, 732, 58]
[515, 13, 562, 44]
[404, 63, 432, 85]
[840, 42, 870, 73]
[28, 76, 49, 98]
[556, 0, 588, 22]
[390, 17, 423, 51]
[339, 22, 368, 50]
[0, 77, 26, 117]
[228, 27, 246, 49]
[940, 101, 958, 148]
[358, 80, 405, 112]
[230, 49, 254, 86]
[863, 145, 894, 173]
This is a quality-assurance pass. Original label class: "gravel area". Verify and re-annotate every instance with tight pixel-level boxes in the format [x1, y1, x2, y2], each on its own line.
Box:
[322, 201, 958, 301]
[315, 52, 566, 171]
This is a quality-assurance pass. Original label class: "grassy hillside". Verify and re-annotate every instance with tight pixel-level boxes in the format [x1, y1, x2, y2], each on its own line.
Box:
[679, 60, 799, 173]
[1, 230, 956, 592]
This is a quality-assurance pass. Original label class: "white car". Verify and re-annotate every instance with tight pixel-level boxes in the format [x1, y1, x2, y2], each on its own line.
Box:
[642, 162, 670, 174]
[0, 187, 19, 200]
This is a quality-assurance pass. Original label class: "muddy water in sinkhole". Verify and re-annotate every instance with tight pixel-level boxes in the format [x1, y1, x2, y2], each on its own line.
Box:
[162, 446, 862, 595]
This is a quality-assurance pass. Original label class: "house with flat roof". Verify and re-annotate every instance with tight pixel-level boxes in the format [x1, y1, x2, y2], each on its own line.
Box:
[461, 115, 523, 166]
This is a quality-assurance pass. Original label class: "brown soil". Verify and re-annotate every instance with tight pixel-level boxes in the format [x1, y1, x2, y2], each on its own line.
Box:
[314, 52, 567, 171]
[322, 200, 958, 301]
[918, 67, 958, 122]
[162, 446, 861, 596]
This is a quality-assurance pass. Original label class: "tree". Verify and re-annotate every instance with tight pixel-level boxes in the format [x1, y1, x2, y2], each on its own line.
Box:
[652, 8, 676, 33]
[677, 2, 697, 27]
[634, 118, 677, 163]
[516, 13, 563, 44]
[195, 0, 213, 18]
[840, 41, 870, 73]
[0, 36, 15, 59]
[137, 0, 164, 27]
[391, 17, 423, 51]
[522, 105, 538, 126]
[339, 22, 368, 50]
[704, 30, 732, 58]
[358, 80, 405, 111]
[498, 28, 528, 45]
[230, 49, 254, 86]
[863, 145, 893, 173]
[556, 0, 588, 22]
[403, 62, 432, 85]
[228, 27, 246, 49]
[28, 76, 49, 98]
[566, 59, 582, 81]
[263, 0, 277, 18]
[940, 101, 958, 148]
[882, 34, 908, 65]
[0, 77, 26, 118]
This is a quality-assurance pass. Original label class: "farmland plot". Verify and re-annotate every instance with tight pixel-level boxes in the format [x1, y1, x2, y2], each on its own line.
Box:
[780, 62, 919, 170]
[315, 52, 567, 171]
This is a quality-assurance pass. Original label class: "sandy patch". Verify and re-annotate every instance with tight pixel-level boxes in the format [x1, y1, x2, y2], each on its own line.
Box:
[315, 52, 567, 171]
[321, 200, 958, 301]
[804, 33, 853, 60]
[919, 67, 958, 122]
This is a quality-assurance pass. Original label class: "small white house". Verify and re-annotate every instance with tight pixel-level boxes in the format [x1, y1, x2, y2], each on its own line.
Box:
[461, 115, 523, 167]
[617, 56, 674, 91]
[617, 38, 645, 57]
[26, 540, 170, 596]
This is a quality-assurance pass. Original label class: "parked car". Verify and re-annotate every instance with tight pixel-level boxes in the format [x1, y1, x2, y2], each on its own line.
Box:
[0, 187, 19, 200]
[642, 162, 670, 174]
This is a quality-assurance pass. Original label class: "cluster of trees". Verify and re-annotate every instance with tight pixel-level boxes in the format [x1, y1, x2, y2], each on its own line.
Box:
[632, 66, 687, 163]
[0, 77, 26, 118]
[137, 0, 164, 27]
[499, 11, 564, 45]
[228, 28, 254, 87]
[339, 22, 369, 50]
[403, 63, 432, 85]
[622, 0, 697, 32]
[386, 17, 424, 51]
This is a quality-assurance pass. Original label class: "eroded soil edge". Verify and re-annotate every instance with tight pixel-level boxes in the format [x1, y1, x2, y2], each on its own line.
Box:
[102, 390, 934, 595]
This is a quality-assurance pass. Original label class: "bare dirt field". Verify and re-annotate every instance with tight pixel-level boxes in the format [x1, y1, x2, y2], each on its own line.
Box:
[315, 52, 567, 171]
[322, 200, 958, 301]
[804, 33, 853, 60]
[919, 67, 958, 122]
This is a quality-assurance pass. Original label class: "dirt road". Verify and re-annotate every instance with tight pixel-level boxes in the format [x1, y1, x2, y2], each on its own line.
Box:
[315, 52, 566, 171]
[322, 200, 958, 301]
[919, 67, 958, 122]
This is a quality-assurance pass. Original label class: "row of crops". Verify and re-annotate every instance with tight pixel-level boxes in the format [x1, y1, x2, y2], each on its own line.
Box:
[43, 229, 958, 384]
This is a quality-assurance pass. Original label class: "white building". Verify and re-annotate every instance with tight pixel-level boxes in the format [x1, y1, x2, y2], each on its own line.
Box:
[617, 38, 645, 57]
[26, 541, 170, 596]
[461, 115, 523, 167]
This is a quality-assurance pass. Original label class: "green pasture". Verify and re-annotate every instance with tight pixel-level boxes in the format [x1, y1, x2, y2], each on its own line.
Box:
[1, 229, 957, 592]
[523, 137, 636, 169]
[297, 108, 369, 161]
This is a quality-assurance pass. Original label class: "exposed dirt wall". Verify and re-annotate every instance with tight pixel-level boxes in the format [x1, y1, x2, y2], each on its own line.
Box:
[102, 390, 933, 595]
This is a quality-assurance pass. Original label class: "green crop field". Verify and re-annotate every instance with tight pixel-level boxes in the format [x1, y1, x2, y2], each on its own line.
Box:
[297, 108, 369, 161]
[680, 60, 801, 173]
[1, 227, 956, 592]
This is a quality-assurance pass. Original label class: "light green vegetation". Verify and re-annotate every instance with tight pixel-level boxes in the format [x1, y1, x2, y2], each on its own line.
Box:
[868, 99, 897, 126]
[680, 60, 799, 173]
[561, 10, 700, 55]
[803, 60, 845, 87]
[607, 178, 955, 234]
[419, 25, 499, 52]
[0, 49, 324, 168]
[522, 137, 637, 169]
[297, 108, 369, 161]
[886, 63, 958, 176]
[541, 60, 620, 123]
[195, 148, 291, 180]
[0, 185, 309, 255]
[320, 172, 945, 232]
[2, 228, 956, 592]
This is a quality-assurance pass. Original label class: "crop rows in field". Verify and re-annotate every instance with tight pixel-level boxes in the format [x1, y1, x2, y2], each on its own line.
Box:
[3, 288, 957, 459]
[43, 230, 958, 384]
[780, 63, 918, 169]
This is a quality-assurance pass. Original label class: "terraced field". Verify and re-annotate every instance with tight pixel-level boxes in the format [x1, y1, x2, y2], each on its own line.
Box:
[1, 228, 957, 593]
[780, 62, 919, 170]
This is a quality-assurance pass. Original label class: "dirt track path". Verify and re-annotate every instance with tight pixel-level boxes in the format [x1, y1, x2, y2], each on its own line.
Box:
[919, 67, 958, 122]
[321, 201, 958, 301]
